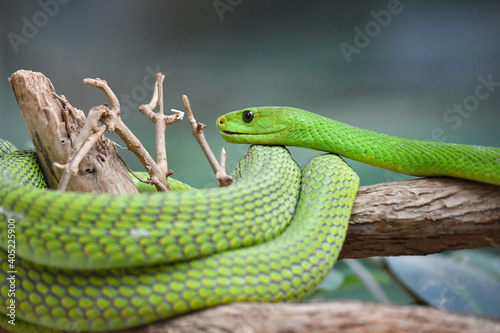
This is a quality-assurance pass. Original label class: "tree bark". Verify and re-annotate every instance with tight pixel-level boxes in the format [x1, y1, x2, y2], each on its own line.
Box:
[160, 302, 500, 333]
[8, 69, 137, 193]
[342, 177, 500, 259]
[28, 302, 495, 333]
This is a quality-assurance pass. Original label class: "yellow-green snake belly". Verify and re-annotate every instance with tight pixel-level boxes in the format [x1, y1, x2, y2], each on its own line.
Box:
[1, 106, 499, 332]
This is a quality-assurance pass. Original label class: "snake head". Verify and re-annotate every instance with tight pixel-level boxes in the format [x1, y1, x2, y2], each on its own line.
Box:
[217, 106, 291, 144]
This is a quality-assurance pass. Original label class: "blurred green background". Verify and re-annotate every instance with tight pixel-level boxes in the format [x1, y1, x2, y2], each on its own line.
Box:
[1, 0, 499, 318]
[1, 0, 499, 188]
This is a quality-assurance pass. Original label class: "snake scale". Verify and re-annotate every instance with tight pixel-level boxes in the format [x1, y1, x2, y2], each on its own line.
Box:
[1, 107, 499, 332]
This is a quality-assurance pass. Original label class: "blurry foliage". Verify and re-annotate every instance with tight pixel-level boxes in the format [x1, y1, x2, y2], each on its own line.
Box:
[307, 249, 500, 319]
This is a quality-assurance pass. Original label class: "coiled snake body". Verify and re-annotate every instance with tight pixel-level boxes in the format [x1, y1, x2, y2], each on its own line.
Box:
[1, 107, 499, 332]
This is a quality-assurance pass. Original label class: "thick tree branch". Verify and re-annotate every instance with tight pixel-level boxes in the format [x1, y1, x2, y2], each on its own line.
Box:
[3, 300, 500, 333]
[12, 302, 492, 333]
[342, 177, 500, 259]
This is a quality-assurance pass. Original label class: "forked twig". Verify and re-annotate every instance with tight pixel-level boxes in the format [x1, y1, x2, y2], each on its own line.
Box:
[182, 95, 234, 187]
[138, 73, 184, 191]
[55, 76, 182, 192]
[54, 125, 107, 191]
[53, 74, 230, 192]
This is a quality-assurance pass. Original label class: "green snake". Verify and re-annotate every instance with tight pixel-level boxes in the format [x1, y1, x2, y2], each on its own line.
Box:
[1, 107, 499, 332]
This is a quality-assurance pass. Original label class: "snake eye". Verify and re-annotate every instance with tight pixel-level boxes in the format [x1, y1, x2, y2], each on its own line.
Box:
[242, 110, 254, 123]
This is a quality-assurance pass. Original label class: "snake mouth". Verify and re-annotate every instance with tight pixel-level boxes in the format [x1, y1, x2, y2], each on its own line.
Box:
[220, 130, 285, 145]
[221, 130, 258, 136]
[221, 128, 285, 136]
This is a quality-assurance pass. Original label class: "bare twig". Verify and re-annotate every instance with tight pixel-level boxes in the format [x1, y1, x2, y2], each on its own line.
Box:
[219, 147, 227, 176]
[80, 76, 187, 192]
[50, 101, 121, 191]
[143, 77, 160, 110]
[55, 78, 160, 192]
[9, 70, 138, 194]
[54, 125, 107, 191]
[49, 78, 127, 191]
[51, 78, 128, 191]
[83, 78, 122, 132]
[111, 116, 170, 191]
[138, 73, 184, 191]
[83, 78, 120, 113]
[156, 74, 166, 171]
[182, 95, 235, 187]
[139, 74, 169, 174]
[46, 74, 220, 192]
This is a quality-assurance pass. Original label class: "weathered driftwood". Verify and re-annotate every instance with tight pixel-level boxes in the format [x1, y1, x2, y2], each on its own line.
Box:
[9, 69, 137, 193]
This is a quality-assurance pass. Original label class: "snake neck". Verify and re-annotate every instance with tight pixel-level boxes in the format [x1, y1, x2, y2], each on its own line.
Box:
[286, 111, 371, 155]
[284, 110, 500, 185]
[286, 112, 396, 166]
